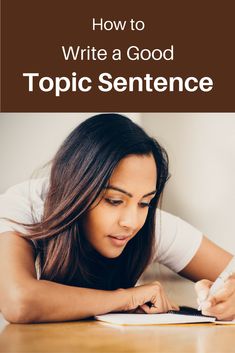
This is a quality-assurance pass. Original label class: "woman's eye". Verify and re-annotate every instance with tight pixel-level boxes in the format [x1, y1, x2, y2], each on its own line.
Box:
[105, 198, 123, 206]
[139, 202, 151, 208]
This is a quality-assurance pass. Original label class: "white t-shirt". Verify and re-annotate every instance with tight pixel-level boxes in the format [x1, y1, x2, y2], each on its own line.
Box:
[0, 179, 203, 273]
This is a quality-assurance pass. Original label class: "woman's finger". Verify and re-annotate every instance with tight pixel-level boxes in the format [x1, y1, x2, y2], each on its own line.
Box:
[157, 285, 175, 312]
[209, 279, 235, 304]
[142, 294, 174, 314]
[140, 303, 164, 314]
[163, 295, 176, 311]
[159, 291, 169, 312]
[152, 294, 165, 313]
[201, 278, 235, 311]
[140, 293, 165, 314]
[139, 304, 153, 313]
[170, 301, 180, 311]
[195, 279, 213, 302]
[134, 306, 146, 314]
[202, 299, 235, 321]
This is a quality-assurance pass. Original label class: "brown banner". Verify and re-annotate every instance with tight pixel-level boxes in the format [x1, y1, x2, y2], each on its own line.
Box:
[1, 0, 235, 112]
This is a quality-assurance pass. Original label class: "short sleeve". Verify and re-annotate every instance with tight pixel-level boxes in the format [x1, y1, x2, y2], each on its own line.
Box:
[153, 209, 203, 273]
[0, 178, 47, 234]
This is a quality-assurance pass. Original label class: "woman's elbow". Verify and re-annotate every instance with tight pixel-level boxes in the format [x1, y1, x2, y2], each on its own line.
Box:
[1, 288, 36, 324]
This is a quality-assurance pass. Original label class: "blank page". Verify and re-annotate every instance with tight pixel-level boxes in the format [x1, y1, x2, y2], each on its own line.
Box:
[95, 312, 216, 325]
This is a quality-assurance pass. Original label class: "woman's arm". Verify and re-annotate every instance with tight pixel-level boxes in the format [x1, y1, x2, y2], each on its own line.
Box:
[179, 235, 233, 282]
[0, 232, 176, 324]
[179, 235, 235, 320]
[0, 231, 131, 323]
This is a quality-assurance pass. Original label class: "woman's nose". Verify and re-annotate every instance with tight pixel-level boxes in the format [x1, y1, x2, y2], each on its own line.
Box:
[118, 207, 139, 231]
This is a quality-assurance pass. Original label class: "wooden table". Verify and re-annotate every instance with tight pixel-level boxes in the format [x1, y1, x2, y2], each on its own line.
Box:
[1, 273, 235, 353]
[1, 314, 235, 353]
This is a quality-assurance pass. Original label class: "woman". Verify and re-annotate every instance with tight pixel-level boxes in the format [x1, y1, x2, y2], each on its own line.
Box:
[0, 114, 233, 323]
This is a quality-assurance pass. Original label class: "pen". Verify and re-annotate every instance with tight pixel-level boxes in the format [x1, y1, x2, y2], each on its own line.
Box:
[198, 256, 235, 311]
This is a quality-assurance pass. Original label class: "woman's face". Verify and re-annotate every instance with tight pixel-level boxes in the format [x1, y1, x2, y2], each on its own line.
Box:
[82, 154, 157, 258]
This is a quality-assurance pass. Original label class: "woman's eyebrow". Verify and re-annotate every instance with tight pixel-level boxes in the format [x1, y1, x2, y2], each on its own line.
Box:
[105, 185, 156, 198]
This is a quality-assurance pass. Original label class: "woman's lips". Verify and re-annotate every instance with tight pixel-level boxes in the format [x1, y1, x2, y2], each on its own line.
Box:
[108, 235, 130, 247]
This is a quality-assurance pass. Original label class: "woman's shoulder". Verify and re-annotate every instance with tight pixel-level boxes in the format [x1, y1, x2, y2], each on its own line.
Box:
[0, 178, 48, 230]
[155, 208, 202, 245]
[153, 208, 203, 272]
[0, 177, 49, 223]
[3, 177, 49, 201]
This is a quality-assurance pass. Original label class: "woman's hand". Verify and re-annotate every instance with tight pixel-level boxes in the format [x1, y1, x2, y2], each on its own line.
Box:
[195, 275, 235, 321]
[124, 281, 179, 314]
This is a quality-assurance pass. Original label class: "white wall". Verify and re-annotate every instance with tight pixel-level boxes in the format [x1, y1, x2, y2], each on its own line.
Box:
[142, 113, 235, 253]
[0, 113, 141, 192]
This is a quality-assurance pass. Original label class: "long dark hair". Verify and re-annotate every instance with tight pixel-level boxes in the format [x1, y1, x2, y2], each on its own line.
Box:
[21, 114, 169, 290]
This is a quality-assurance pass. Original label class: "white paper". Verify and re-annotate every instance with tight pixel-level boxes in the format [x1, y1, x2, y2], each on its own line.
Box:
[95, 313, 216, 325]
[215, 319, 235, 325]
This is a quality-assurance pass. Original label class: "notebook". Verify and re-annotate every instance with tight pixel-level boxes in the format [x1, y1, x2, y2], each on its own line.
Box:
[95, 306, 235, 325]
